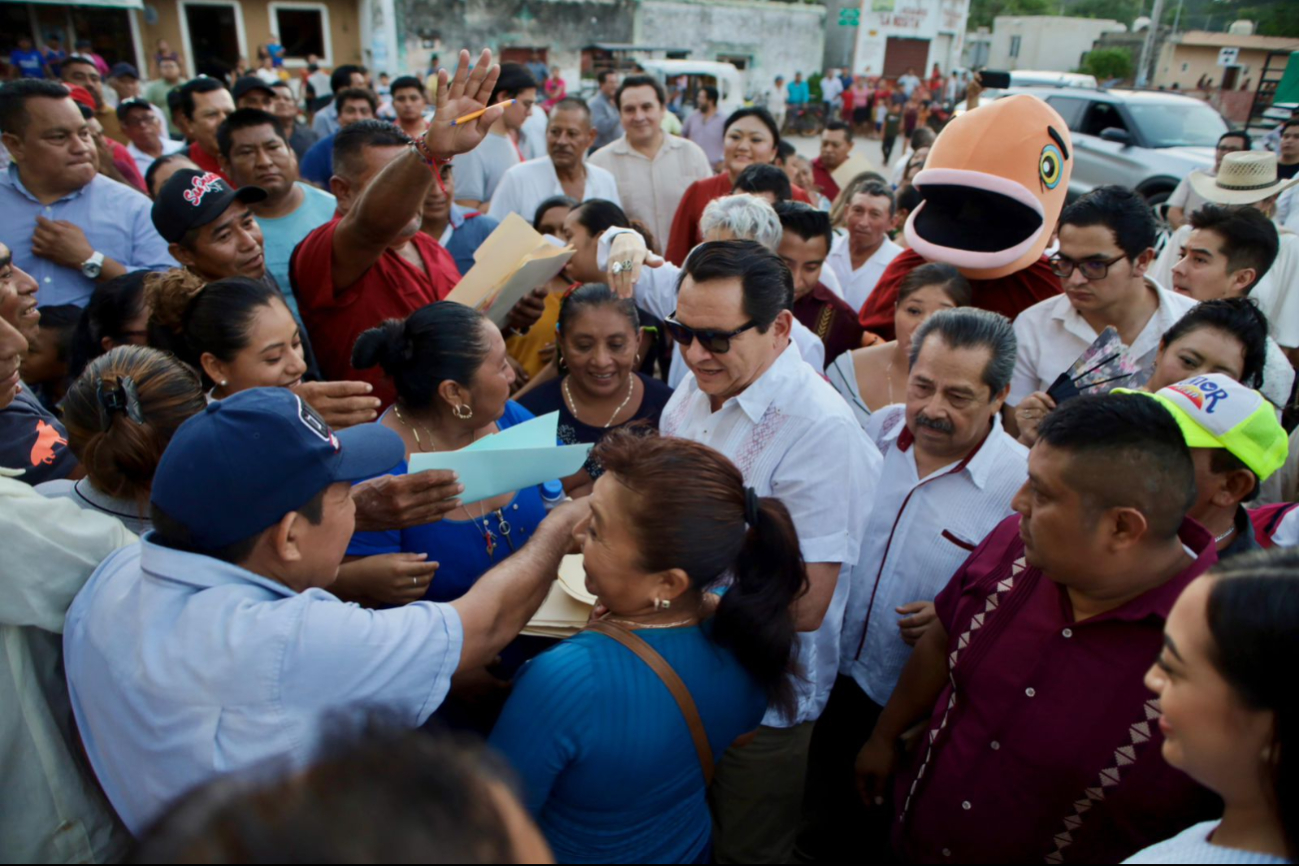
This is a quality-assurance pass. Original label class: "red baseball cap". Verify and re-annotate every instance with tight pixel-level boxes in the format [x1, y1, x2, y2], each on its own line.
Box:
[66, 84, 97, 115]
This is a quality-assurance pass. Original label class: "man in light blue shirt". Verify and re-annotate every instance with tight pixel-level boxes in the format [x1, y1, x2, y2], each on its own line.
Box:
[0, 79, 175, 306]
[64, 387, 587, 835]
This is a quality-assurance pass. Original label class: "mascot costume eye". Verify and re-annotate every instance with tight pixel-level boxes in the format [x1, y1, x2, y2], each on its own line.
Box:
[857, 94, 1072, 339]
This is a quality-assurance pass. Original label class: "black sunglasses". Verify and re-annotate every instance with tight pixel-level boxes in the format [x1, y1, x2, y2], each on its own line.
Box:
[664, 313, 759, 354]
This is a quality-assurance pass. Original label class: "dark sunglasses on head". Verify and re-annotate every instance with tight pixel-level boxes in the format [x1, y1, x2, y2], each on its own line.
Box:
[664, 313, 759, 354]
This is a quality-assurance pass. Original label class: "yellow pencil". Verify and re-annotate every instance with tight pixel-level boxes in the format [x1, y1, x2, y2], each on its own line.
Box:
[450, 100, 515, 126]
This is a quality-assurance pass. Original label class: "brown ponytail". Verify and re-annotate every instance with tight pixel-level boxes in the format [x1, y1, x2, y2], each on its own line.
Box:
[61, 345, 207, 508]
[594, 429, 807, 714]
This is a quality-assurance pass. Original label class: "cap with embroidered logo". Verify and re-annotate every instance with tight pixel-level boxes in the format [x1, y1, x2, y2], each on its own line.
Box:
[1136, 374, 1288, 481]
[151, 168, 267, 243]
[150, 388, 404, 550]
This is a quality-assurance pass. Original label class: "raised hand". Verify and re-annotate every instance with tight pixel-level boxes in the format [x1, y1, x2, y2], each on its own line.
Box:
[425, 48, 506, 162]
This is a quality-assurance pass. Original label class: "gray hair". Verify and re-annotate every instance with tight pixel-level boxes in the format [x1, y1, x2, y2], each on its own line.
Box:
[699, 194, 783, 252]
[908, 308, 1017, 395]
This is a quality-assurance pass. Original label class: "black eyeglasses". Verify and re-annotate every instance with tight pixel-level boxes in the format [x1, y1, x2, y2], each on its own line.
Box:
[664, 313, 759, 354]
[1048, 252, 1128, 281]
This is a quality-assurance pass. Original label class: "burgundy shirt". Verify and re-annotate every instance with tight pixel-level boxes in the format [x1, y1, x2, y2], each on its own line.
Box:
[894, 515, 1220, 864]
[793, 282, 862, 368]
[811, 157, 841, 203]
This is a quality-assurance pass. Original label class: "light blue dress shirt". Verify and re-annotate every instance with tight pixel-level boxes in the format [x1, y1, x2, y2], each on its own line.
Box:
[0, 166, 176, 307]
[63, 534, 464, 835]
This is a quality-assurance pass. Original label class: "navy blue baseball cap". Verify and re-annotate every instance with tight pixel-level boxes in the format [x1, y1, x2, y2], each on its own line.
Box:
[151, 388, 404, 550]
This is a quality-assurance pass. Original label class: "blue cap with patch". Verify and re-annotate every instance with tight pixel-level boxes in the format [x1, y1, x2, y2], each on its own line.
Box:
[151, 387, 403, 550]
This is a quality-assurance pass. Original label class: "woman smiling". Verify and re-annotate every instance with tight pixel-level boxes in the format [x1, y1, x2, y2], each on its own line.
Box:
[665, 107, 813, 264]
[518, 284, 674, 496]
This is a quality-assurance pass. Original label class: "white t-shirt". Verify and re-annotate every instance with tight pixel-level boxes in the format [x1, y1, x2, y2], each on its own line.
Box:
[824, 234, 903, 313]
[487, 157, 621, 223]
[452, 132, 521, 205]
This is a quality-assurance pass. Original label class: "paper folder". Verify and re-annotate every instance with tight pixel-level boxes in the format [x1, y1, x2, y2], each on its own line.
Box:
[444, 213, 575, 328]
[522, 555, 595, 638]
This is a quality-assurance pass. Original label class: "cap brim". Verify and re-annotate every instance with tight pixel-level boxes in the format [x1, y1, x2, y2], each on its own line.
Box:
[1188, 171, 1298, 205]
[234, 185, 269, 205]
[332, 423, 406, 483]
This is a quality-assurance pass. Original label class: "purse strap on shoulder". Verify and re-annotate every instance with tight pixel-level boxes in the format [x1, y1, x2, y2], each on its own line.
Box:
[585, 619, 715, 785]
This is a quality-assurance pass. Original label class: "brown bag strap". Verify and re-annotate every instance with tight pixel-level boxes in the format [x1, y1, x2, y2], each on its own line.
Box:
[585, 620, 715, 785]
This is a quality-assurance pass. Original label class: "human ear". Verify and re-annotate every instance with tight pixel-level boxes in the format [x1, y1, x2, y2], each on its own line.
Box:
[169, 242, 196, 269]
[272, 510, 304, 563]
[1220, 468, 1257, 507]
[1110, 506, 1150, 549]
[654, 567, 693, 603]
[199, 351, 230, 388]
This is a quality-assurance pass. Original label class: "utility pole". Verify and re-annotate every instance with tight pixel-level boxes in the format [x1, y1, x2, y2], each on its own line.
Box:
[1136, 0, 1167, 88]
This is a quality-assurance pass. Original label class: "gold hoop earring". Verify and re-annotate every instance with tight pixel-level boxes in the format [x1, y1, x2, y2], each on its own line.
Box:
[453, 403, 474, 420]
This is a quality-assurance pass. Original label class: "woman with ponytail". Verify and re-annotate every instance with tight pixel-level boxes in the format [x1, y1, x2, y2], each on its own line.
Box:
[36, 345, 206, 533]
[1129, 548, 1297, 864]
[489, 429, 806, 864]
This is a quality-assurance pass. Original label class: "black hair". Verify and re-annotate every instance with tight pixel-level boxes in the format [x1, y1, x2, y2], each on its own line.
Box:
[1282, 118, 1299, 135]
[389, 75, 424, 98]
[733, 164, 792, 202]
[615, 74, 666, 110]
[824, 119, 853, 141]
[775, 139, 796, 163]
[146, 274, 285, 379]
[33, 304, 80, 361]
[532, 194, 577, 232]
[908, 126, 936, 150]
[1208, 448, 1260, 502]
[895, 182, 923, 217]
[850, 179, 897, 217]
[144, 153, 194, 198]
[70, 270, 150, 380]
[1218, 129, 1251, 149]
[573, 198, 631, 236]
[596, 69, 617, 86]
[1186, 204, 1281, 292]
[724, 106, 781, 150]
[334, 86, 377, 114]
[557, 283, 639, 338]
[1200, 549, 1299, 860]
[1058, 184, 1157, 261]
[774, 200, 832, 253]
[332, 119, 410, 180]
[59, 56, 99, 77]
[329, 64, 365, 97]
[151, 488, 326, 565]
[131, 722, 521, 863]
[699, 85, 719, 105]
[1036, 392, 1196, 540]
[0, 78, 71, 137]
[896, 262, 973, 306]
[178, 77, 229, 121]
[1160, 297, 1269, 390]
[490, 63, 537, 105]
[352, 302, 491, 412]
[680, 240, 794, 332]
[216, 107, 286, 160]
[549, 97, 591, 121]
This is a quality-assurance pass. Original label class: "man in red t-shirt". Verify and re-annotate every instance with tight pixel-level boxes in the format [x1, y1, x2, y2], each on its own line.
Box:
[291, 54, 545, 407]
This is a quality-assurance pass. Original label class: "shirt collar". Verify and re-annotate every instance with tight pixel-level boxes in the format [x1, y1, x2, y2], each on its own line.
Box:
[138, 532, 298, 598]
[1052, 277, 1176, 341]
[448, 203, 469, 229]
[884, 412, 1012, 490]
[731, 340, 804, 424]
[0, 466, 24, 478]
[4, 163, 88, 204]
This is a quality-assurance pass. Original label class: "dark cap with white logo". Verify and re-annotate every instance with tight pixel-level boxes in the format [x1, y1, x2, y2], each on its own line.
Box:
[151, 169, 267, 243]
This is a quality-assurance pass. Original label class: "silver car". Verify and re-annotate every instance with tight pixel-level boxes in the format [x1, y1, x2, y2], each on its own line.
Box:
[957, 86, 1228, 207]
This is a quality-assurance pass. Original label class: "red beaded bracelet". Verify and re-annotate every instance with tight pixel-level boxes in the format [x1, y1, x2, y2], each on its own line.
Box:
[410, 138, 452, 194]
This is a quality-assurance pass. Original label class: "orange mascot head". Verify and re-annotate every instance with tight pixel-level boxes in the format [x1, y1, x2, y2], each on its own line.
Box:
[904, 95, 1072, 280]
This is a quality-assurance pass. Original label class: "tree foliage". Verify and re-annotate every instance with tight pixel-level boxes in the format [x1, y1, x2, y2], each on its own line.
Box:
[1079, 47, 1135, 81]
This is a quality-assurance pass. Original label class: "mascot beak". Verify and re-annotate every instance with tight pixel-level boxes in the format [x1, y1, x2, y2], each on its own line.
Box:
[906, 167, 1046, 272]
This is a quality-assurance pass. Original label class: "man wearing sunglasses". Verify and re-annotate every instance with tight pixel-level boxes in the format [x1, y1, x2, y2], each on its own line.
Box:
[1006, 186, 1196, 442]
[660, 239, 881, 864]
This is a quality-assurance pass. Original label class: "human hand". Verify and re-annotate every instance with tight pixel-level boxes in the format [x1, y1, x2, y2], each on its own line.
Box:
[32, 217, 94, 269]
[896, 600, 937, 646]
[292, 380, 381, 429]
[351, 469, 464, 532]
[505, 285, 549, 333]
[1015, 391, 1056, 447]
[855, 735, 898, 808]
[424, 48, 505, 162]
[337, 552, 439, 605]
[607, 232, 661, 299]
[966, 72, 983, 108]
[506, 354, 530, 393]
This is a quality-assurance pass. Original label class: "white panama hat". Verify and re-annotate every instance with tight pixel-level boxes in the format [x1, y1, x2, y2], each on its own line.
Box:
[1188, 151, 1299, 206]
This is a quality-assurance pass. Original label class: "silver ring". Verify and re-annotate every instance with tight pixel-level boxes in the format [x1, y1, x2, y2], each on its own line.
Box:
[412, 577, 418, 586]
[611, 260, 633, 275]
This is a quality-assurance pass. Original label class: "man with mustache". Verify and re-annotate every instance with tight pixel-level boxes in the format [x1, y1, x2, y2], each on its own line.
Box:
[486, 98, 620, 222]
[798, 307, 1027, 861]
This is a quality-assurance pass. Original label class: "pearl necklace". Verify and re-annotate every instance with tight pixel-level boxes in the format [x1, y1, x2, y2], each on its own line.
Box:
[564, 374, 636, 428]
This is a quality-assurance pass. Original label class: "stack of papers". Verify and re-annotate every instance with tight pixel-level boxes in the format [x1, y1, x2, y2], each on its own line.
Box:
[407, 412, 591, 506]
[522, 555, 596, 638]
[445, 212, 575, 328]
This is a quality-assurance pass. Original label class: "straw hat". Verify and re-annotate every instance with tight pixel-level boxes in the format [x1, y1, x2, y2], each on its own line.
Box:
[1188, 151, 1298, 205]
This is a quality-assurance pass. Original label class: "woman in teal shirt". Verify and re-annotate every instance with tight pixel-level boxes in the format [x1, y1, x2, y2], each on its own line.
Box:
[490, 431, 806, 863]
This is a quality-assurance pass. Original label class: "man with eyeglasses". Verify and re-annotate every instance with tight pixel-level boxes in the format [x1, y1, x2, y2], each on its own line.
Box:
[659, 239, 880, 863]
[118, 97, 185, 179]
[1166, 130, 1250, 230]
[1007, 186, 1196, 443]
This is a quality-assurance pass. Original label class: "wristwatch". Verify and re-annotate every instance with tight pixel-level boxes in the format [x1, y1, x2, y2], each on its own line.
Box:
[81, 251, 105, 280]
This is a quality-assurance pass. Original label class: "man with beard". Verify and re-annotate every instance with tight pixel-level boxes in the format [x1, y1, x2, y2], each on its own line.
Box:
[487, 98, 620, 221]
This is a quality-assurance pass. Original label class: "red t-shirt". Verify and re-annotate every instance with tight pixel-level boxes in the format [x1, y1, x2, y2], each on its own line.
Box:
[664, 173, 813, 265]
[185, 141, 230, 183]
[290, 217, 460, 406]
[858, 248, 1061, 340]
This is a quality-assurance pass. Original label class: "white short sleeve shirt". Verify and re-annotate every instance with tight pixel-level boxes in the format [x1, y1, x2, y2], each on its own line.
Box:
[661, 342, 882, 726]
[825, 234, 903, 314]
[487, 156, 622, 223]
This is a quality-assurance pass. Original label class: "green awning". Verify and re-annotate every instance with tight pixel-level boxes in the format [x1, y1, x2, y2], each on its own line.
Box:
[1275, 53, 1299, 104]
[2, 0, 143, 9]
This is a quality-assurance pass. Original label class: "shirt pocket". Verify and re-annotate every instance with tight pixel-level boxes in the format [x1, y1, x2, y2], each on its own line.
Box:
[940, 528, 978, 552]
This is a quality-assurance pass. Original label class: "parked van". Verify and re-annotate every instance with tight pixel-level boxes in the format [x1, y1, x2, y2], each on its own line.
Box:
[635, 59, 747, 119]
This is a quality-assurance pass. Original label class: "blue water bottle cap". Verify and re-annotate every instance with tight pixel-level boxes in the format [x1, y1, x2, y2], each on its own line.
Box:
[541, 479, 564, 502]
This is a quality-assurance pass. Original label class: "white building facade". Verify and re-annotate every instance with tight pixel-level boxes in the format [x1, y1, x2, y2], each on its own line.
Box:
[852, 0, 971, 79]
[987, 15, 1127, 73]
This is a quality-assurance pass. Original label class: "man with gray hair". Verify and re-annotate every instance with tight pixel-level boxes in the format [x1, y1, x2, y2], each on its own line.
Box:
[598, 193, 825, 385]
[796, 307, 1028, 862]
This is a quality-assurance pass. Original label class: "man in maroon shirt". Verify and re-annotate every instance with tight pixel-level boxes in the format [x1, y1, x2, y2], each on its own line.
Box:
[856, 392, 1220, 863]
[290, 52, 545, 406]
[811, 121, 853, 204]
[775, 201, 861, 366]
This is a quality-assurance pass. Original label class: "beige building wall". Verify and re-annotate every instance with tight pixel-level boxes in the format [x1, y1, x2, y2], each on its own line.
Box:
[1155, 43, 1274, 91]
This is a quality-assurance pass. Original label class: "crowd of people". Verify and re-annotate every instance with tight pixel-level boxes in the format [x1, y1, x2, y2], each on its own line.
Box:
[0, 40, 1297, 866]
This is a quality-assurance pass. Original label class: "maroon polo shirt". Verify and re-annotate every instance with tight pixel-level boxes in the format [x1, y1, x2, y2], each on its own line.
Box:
[894, 515, 1220, 864]
[793, 282, 863, 368]
[811, 156, 841, 203]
